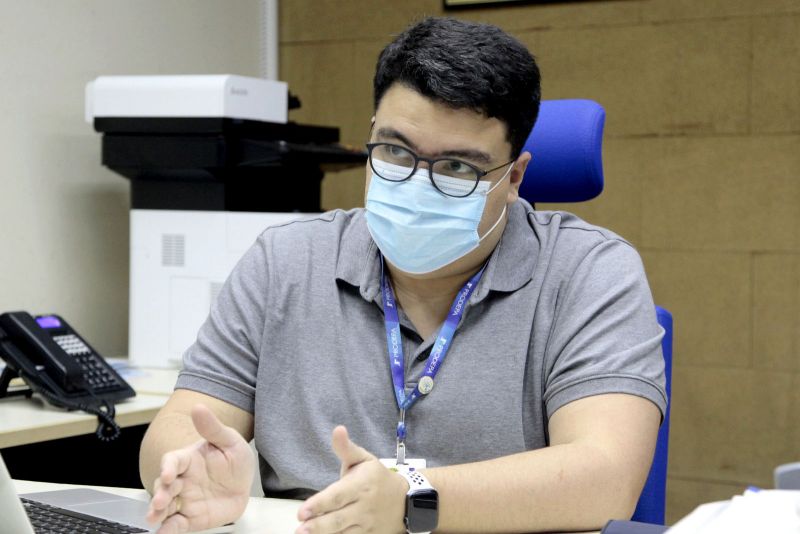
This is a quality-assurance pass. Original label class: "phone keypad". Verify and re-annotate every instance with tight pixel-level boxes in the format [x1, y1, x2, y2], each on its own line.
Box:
[53, 334, 121, 392]
[52, 334, 91, 356]
[77, 354, 121, 391]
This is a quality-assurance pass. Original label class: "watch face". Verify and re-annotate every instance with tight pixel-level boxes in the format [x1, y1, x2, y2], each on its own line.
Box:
[407, 489, 438, 532]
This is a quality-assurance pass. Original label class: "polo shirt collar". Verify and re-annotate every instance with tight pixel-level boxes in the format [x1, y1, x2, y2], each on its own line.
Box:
[335, 213, 383, 302]
[475, 198, 539, 297]
[335, 199, 539, 303]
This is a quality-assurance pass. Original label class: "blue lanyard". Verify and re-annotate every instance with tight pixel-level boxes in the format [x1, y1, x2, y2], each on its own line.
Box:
[381, 258, 485, 460]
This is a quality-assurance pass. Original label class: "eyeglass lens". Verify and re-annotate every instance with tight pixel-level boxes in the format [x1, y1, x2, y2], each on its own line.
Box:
[370, 144, 479, 197]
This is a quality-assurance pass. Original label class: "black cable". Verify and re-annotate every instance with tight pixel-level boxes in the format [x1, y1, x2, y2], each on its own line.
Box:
[19, 370, 121, 442]
[83, 391, 121, 442]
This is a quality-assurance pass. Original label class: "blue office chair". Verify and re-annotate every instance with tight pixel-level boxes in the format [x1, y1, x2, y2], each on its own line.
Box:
[634, 306, 673, 524]
[520, 99, 673, 525]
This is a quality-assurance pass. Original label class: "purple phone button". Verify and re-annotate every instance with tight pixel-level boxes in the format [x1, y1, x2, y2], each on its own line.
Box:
[36, 316, 62, 329]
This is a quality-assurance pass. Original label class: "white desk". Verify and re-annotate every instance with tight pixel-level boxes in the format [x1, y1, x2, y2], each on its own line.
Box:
[0, 366, 178, 448]
[118, 366, 179, 396]
[0, 393, 169, 448]
[14, 479, 302, 533]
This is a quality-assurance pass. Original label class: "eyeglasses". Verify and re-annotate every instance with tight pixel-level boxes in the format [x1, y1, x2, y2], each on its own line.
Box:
[365, 142, 514, 198]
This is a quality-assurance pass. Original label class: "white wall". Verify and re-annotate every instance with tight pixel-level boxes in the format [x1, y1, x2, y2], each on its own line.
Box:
[0, 0, 261, 356]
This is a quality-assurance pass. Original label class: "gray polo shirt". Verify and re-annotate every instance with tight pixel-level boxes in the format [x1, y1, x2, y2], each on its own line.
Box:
[175, 199, 667, 499]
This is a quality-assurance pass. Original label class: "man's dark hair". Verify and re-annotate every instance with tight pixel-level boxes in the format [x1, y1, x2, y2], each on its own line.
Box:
[374, 17, 541, 158]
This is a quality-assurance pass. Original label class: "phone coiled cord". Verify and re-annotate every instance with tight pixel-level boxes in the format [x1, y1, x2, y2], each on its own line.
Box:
[82, 392, 121, 442]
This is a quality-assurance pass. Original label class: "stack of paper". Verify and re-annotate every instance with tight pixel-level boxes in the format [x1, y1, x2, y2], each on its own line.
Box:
[667, 489, 800, 533]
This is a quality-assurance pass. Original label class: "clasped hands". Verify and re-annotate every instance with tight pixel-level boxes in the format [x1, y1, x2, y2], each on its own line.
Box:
[147, 405, 408, 534]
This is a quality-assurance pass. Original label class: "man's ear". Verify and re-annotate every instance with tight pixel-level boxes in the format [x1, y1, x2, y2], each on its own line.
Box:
[507, 151, 532, 204]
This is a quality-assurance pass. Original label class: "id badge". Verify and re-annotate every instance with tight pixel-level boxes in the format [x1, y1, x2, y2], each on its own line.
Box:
[380, 458, 427, 470]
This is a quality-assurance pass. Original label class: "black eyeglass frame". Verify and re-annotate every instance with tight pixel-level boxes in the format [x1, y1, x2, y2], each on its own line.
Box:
[365, 142, 515, 198]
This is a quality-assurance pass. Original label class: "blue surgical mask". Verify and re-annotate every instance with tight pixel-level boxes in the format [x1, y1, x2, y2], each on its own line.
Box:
[365, 158, 511, 274]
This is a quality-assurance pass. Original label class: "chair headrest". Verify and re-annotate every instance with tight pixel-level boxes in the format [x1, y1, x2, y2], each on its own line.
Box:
[518, 99, 605, 203]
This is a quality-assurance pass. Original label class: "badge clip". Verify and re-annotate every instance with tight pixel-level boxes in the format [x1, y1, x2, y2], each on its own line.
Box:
[396, 440, 406, 465]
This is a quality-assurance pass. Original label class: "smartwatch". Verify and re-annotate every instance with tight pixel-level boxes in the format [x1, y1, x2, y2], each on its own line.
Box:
[397, 470, 439, 534]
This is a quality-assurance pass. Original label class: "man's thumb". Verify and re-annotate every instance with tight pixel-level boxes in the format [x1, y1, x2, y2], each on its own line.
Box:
[191, 404, 241, 449]
[332, 425, 372, 473]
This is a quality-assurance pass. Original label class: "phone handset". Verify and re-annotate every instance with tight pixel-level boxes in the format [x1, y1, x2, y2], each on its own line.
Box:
[0, 312, 85, 392]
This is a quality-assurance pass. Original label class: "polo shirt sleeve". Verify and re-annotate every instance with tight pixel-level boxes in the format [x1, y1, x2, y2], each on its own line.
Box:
[542, 238, 668, 420]
[173, 234, 271, 414]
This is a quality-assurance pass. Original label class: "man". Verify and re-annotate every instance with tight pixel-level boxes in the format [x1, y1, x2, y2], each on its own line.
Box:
[141, 17, 666, 534]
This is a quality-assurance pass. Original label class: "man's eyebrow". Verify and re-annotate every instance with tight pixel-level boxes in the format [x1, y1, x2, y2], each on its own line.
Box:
[374, 127, 418, 151]
[374, 127, 492, 165]
[438, 148, 492, 165]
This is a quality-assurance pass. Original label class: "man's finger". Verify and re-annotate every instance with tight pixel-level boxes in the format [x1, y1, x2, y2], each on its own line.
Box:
[150, 476, 184, 514]
[297, 477, 360, 521]
[148, 481, 184, 525]
[147, 477, 166, 524]
[297, 500, 361, 534]
[155, 510, 190, 534]
[159, 448, 193, 485]
[191, 403, 241, 449]
[331, 426, 373, 473]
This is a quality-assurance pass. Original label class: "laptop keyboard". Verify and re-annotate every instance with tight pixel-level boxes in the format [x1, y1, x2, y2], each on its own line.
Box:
[21, 497, 148, 533]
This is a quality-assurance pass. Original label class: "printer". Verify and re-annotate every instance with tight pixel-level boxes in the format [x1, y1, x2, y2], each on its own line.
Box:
[87, 75, 366, 367]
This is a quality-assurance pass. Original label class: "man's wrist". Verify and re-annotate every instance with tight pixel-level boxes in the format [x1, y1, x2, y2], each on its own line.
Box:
[394, 469, 439, 533]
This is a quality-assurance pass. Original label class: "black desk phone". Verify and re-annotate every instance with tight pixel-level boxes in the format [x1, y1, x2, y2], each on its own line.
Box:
[0, 311, 135, 441]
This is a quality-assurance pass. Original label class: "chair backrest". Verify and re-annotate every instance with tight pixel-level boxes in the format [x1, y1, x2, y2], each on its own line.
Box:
[519, 99, 605, 203]
[520, 100, 672, 525]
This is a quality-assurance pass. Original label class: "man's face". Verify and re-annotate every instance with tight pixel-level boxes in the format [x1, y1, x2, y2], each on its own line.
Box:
[365, 83, 529, 278]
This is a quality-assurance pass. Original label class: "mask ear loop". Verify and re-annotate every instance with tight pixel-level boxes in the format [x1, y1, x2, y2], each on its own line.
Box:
[477, 161, 515, 242]
[485, 161, 515, 195]
[478, 205, 507, 243]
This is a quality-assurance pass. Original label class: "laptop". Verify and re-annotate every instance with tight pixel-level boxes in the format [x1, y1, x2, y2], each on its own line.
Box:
[1, 453, 233, 533]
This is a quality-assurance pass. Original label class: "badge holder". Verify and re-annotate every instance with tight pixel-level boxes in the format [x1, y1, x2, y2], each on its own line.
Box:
[380, 457, 428, 471]
[380, 409, 427, 471]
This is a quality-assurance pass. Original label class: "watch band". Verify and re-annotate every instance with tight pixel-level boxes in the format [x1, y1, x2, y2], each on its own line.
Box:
[398, 469, 434, 492]
[397, 470, 438, 534]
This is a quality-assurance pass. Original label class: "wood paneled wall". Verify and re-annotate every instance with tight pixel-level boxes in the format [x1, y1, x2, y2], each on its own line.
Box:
[280, 0, 800, 523]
